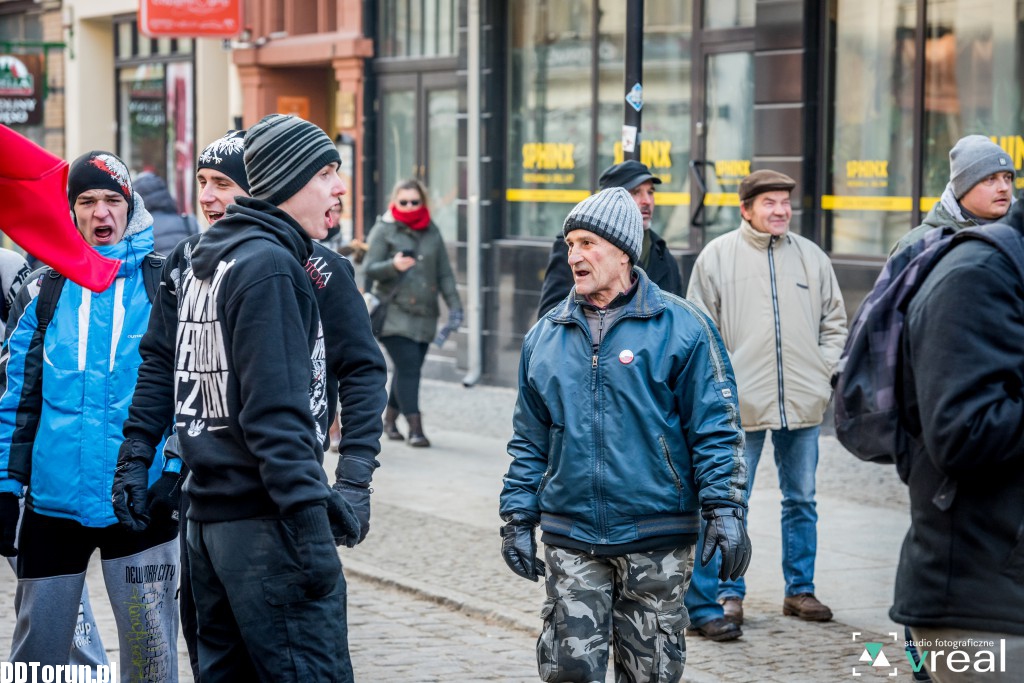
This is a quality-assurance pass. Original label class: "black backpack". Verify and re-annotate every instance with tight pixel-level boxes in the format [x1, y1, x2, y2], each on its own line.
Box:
[33, 253, 165, 336]
[832, 223, 1024, 467]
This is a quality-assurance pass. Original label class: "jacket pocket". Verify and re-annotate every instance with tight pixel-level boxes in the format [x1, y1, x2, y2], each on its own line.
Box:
[262, 570, 342, 606]
[537, 428, 563, 501]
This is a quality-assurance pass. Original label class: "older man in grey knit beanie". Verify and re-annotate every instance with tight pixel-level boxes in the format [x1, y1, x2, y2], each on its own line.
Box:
[501, 183, 750, 683]
[892, 134, 1016, 255]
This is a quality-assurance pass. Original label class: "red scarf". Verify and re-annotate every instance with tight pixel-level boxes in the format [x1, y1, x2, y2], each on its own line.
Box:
[390, 202, 430, 230]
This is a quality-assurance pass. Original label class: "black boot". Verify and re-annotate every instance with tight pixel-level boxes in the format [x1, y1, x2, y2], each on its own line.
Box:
[406, 413, 430, 448]
[384, 406, 404, 441]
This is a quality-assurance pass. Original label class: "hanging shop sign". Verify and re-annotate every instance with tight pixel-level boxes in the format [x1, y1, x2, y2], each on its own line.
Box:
[0, 54, 43, 126]
[139, 0, 242, 38]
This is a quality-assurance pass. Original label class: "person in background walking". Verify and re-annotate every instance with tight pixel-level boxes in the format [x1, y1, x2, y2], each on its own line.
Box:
[364, 179, 462, 448]
[685, 169, 847, 639]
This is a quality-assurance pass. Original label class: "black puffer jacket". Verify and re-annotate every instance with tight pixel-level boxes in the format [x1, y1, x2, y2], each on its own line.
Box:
[894, 201, 1024, 635]
[536, 228, 681, 318]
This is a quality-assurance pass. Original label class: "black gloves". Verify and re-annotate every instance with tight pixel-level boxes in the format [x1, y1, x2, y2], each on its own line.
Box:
[700, 506, 753, 582]
[325, 488, 361, 548]
[499, 512, 545, 581]
[0, 492, 20, 557]
[286, 503, 342, 599]
[146, 472, 183, 529]
[112, 439, 156, 532]
[331, 456, 376, 547]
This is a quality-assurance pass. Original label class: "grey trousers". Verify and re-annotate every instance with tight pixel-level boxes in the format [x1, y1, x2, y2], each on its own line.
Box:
[538, 544, 693, 683]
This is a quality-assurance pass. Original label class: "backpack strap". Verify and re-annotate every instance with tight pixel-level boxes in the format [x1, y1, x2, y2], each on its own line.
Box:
[34, 268, 66, 335]
[142, 253, 166, 304]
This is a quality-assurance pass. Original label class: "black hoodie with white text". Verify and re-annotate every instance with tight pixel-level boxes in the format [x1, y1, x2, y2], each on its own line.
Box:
[175, 197, 329, 522]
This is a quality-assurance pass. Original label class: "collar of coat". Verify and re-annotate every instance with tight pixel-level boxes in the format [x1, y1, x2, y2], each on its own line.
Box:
[546, 266, 665, 324]
[739, 220, 792, 249]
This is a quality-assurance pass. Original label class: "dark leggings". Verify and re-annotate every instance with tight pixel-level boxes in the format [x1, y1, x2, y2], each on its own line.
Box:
[380, 335, 429, 415]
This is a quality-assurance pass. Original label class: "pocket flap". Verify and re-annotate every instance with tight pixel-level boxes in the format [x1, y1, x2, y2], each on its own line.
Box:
[539, 597, 557, 620]
[656, 608, 689, 634]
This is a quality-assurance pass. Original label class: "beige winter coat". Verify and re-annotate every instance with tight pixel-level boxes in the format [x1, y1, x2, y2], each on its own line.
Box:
[687, 221, 847, 431]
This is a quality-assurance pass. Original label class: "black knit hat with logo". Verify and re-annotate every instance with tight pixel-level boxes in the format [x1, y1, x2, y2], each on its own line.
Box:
[67, 151, 134, 211]
[244, 114, 340, 206]
[197, 130, 250, 194]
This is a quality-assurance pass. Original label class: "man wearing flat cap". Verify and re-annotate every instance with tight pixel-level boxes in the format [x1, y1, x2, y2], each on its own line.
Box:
[685, 169, 848, 638]
[536, 159, 682, 318]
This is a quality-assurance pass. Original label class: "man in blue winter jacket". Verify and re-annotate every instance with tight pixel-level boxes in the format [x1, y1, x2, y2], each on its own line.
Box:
[500, 187, 752, 682]
[0, 151, 180, 678]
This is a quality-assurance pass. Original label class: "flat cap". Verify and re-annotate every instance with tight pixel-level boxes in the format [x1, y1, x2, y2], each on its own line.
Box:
[598, 160, 662, 191]
[738, 169, 796, 202]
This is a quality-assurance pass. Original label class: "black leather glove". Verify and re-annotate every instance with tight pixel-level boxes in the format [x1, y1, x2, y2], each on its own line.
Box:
[700, 506, 752, 581]
[112, 439, 155, 532]
[332, 456, 375, 547]
[146, 472, 183, 529]
[284, 503, 341, 599]
[0, 492, 21, 557]
[499, 512, 545, 581]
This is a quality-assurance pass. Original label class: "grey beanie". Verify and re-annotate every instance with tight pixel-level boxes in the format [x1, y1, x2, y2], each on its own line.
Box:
[949, 135, 1014, 199]
[562, 187, 643, 263]
[244, 114, 340, 205]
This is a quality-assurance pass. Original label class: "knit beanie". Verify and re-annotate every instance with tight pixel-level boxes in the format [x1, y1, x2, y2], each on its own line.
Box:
[244, 114, 340, 206]
[67, 151, 134, 219]
[949, 135, 1014, 199]
[562, 187, 643, 263]
[197, 130, 249, 193]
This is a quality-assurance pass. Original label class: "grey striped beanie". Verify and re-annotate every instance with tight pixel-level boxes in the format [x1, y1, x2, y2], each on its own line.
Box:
[562, 187, 643, 263]
[244, 114, 340, 205]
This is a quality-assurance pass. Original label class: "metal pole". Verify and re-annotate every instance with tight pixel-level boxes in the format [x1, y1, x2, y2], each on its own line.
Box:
[623, 0, 644, 162]
[462, 0, 482, 387]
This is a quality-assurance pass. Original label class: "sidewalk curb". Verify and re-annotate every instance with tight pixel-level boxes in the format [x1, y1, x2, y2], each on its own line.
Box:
[345, 557, 722, 683]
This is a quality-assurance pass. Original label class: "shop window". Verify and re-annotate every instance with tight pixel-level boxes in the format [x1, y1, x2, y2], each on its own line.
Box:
[825, 1, 917, 256]
[703, 0, 754, 29]
[597, 0, 693, 247]
[379, 0, 458, 58]
[114, 19, 194, 215]
[922, 2, 1024, 199]
[506, 0, 594, 239]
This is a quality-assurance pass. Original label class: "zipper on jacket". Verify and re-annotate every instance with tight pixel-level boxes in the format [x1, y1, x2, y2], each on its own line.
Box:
[768, 236, 787, 428]
[659, 435, 683, 492]
[592, 309, 608, 542]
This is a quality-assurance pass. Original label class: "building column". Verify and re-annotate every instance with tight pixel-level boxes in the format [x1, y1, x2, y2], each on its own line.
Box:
[333, 57, 367, 240]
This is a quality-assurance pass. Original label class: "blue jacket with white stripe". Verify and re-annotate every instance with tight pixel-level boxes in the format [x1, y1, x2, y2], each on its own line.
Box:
[0, 222, 166, 527]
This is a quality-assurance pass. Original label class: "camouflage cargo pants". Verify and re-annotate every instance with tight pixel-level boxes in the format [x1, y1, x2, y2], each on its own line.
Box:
[537, 545, 693, 683]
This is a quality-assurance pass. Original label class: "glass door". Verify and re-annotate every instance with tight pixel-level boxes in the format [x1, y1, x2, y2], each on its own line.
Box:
[691, 48, 754, 243]
[378, 72, 459, 241]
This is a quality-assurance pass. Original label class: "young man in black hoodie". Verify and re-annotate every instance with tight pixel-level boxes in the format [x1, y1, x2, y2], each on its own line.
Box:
[115, 129, 388, 679]
[113, 115, 377, 681]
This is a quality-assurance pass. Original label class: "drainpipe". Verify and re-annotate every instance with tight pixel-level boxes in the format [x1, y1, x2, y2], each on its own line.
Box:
[462, 0, 482, 387]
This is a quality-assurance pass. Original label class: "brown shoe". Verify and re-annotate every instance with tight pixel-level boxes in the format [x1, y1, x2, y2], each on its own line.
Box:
[782, 593, 833, 621]
[383, 406, 404, 441]
[720, 597, 744, 625]
[686, 617, 742, 642]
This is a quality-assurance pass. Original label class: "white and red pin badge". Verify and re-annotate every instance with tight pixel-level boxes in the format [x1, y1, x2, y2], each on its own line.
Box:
[618, 349, 634, 364]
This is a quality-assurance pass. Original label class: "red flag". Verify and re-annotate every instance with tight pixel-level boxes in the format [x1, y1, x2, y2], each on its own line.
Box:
[0, 125, 119, 293]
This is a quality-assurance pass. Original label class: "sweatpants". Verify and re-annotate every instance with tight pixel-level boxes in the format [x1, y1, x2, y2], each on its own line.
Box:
[11, 509, 179, 682]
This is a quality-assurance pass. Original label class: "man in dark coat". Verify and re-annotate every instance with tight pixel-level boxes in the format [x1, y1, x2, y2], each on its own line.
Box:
[536, 160, 682, 318]
[894, 199, 1024, 679]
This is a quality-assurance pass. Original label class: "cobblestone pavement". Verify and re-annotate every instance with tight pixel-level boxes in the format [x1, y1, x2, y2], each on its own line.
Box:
[0, 379, 926, 681]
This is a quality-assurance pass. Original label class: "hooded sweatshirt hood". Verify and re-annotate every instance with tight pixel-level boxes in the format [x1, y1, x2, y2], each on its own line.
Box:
[189, 196, 312, 280]
[133, 173, 178, 214]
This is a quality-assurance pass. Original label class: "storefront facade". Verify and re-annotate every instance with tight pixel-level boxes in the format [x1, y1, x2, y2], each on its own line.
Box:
[363, 0, 1024, 386]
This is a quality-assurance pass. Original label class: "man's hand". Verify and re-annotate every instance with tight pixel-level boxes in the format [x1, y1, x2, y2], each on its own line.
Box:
[146, 472, 183, 529]
[112, 439, 155, 532]
[332, 456, 376, 547]
[0, 493, 20, 557]
[700, 506, 752, 581]
[499, 512, 545, 581]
